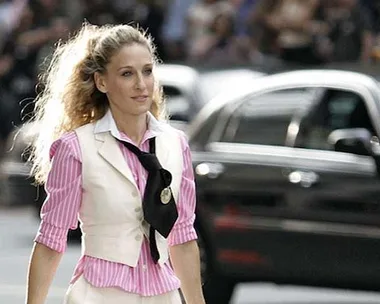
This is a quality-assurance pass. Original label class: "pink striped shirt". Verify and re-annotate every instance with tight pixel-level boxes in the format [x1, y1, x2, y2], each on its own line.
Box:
[34, 115, 197, 296]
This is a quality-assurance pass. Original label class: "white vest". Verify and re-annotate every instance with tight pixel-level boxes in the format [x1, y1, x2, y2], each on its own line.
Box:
[75, 123, 183, 267]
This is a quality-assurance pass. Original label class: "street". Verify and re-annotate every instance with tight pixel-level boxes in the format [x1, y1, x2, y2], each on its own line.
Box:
[1, 206, 380, 304]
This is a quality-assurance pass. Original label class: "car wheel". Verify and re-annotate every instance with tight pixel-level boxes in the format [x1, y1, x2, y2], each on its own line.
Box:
[197, 230, 236, 304]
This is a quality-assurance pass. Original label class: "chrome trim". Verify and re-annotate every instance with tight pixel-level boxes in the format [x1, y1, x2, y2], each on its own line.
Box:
[195, 142, 376, 175]
[218, 216, 380, 239]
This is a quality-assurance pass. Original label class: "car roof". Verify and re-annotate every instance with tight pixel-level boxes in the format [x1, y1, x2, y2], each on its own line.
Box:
[199, 68, 265, 80]
[187, 69, 380, 138]
[156, 63, 266, 91]
[203, 69, 378, 111]
[198, 68, 266, 102]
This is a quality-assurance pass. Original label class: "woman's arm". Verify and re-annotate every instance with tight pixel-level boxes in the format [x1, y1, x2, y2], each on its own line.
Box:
[26, 132, 83, 304]
[168, 133, 205, 303]
[169, 240, 205, 304]
[26, 242, 63, 304]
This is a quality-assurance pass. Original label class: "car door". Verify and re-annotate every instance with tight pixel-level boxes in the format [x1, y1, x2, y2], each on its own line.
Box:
[285, 88, 380, 284]
[192, 88, 316, 276]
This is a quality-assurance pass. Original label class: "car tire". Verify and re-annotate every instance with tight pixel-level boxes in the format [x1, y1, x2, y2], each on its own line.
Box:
[197, 228, 236, 304]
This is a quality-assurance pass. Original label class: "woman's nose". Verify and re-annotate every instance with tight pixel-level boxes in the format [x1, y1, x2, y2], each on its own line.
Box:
[135, 74, 147, 90]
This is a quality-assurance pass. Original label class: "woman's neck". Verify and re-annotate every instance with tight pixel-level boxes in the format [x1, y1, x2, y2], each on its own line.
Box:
[112, 110, 148, 147]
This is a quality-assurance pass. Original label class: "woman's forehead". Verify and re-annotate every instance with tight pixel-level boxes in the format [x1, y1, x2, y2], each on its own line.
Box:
[108, 44, 153, 69]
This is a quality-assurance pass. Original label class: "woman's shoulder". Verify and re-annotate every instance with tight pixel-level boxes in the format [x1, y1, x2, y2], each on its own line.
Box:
[53, 131, 78, 146]
[74, 122, 96, 134]
[49, 131, 80, 160]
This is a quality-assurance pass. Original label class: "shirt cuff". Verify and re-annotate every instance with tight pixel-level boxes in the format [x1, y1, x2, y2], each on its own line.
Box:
[34, 221, 68, 253]
[168, 220, 198, 246]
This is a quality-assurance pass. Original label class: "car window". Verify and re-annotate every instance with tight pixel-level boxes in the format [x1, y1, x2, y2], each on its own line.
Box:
[162, 85, 182, 98]
[220, 89, 313, 146]
[189, 110, 220, 149]
[295, 89, 376, 150]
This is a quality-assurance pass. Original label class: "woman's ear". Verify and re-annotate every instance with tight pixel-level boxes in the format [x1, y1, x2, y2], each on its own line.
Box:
[94, 72, 107, 93]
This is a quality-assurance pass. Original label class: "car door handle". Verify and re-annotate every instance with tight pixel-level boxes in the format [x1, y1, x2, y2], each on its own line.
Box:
[195, 162, 225, 179]
[288, 170, 319, 188]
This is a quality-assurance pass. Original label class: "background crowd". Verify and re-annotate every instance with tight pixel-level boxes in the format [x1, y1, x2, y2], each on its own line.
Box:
[1, 0, 380, 149]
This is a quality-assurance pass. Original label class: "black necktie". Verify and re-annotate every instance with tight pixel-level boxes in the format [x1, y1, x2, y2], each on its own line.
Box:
[118, 137, 179, 263]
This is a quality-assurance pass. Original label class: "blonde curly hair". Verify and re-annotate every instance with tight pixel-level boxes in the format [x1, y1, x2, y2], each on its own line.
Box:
[30, 23, 166, 184]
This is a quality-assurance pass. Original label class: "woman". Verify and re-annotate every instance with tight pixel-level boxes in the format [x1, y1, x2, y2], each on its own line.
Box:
[25, 23, 205, 304]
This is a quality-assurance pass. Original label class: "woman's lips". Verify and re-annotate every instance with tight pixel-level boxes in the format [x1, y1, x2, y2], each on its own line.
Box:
[131, 95, 148, 102]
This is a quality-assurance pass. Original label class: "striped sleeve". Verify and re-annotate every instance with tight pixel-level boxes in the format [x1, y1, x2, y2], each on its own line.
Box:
[35, 132, 82, 252]
[167, 132, 198, 246]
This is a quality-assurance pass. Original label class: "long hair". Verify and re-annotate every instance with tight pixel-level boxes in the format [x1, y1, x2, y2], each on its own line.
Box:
[29, 23, 165, 184]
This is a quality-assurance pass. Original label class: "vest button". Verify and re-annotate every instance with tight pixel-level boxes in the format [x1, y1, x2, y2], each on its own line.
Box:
[135, 234, 142, 241]
[134, 207, 142, 213]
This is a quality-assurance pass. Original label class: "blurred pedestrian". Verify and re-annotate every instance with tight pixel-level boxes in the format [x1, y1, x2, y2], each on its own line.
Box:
[25, 23, 205, 304]
[189, 11, 243, 64]
[263, 0, 321, 65]
[186, 0, 234, 59]
[161, 0, 197, 61]
[0, 0, 28, 49]
[316, 0, 374, 63]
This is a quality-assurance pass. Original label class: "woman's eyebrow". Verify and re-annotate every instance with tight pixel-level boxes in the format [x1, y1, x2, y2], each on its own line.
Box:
[117, 63, 153, 71]
[117, 65, 134, 71]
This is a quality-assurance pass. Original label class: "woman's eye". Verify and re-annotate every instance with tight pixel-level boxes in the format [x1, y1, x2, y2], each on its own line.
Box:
[122, 71, 132, 77]
[143, 69, 152, 75]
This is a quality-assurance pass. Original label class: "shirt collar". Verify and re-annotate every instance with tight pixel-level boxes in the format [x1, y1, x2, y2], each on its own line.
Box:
[94, 109, 165, 142]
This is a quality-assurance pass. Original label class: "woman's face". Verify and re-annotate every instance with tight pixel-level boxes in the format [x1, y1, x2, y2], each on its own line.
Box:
[95, 43, 155, 118]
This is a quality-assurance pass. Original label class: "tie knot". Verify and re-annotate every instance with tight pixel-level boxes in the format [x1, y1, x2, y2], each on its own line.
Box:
[139, 153, 162, 172]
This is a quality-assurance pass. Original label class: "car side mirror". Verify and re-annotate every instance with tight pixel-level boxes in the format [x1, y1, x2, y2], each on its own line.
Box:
[327, 128, 375, 156]
[328, 128, 380, 177]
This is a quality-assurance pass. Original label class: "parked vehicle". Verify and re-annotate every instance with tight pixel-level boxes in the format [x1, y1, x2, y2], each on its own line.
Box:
[157, 63, 265, 124]
[155, 64, 200, 123]
[189, 70, 380, 303]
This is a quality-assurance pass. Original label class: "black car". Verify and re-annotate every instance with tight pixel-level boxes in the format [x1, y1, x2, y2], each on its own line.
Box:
[188, 70, 380, 303]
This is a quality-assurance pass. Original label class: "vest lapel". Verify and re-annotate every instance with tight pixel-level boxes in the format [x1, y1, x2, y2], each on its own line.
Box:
[155, 134, 170, 167]
[95, 132, 137, 188]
